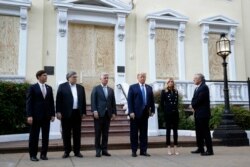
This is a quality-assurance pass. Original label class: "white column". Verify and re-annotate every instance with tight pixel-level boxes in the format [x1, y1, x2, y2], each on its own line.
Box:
[178, 22, 186, 80]
[114, 14, 126, 104]
[148, 19, 156, 83]
[201, 24, 210, 79]
[52, 7, 68, 139]
[18, 7, 28, 77]
[148, 104, 159, 136]
[228, 27, 236, 80]
[55, 8, 68, 85]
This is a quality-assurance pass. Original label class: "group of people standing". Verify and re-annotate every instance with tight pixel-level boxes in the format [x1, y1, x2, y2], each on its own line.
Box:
[26, 70, 116, 161]
[26, 70, 213, 162]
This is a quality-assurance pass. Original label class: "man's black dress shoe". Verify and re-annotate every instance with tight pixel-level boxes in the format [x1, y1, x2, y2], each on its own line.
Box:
[191, 149, 204, 154]
[102, 151, 111, 156]
[62, 153, 70, 158]
[40, 155, 48, 160]
[132, 152, 137, 157]
[96, 152, 101, 157]
[201, 151, 214, 156]
[140, 152, 151, 156]
[75, 153, 83, 158]
[30, 156, 39, 161]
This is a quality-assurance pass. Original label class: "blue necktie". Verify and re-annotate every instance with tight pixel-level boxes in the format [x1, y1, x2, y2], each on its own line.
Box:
[141, 85, 146, 105]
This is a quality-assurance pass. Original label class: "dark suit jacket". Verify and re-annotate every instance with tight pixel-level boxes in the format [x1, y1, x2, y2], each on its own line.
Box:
[56, 82, 86, 118]
[128, 83, 155, 118]
[26, 83, 55, 120]
[191, 82, 211, 119]
[91, 85, 117, 118]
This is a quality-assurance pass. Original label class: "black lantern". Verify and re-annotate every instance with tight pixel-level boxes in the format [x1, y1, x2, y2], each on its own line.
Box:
[213, 34, 249, 146]
[216, 33, 231, 59]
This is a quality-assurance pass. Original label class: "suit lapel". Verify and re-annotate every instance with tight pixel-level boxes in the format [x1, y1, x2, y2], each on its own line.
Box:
[35, 83, 44, 99]
[76, 84, 80, 100]
[66, 83, 73, 99]
[137, 83, 144, 102]
[99, 85, 107, 100]
[44, 84, 49, 99]
[145, 84, 149, 103]
[107, 87, 112, 99]
[194, 83, 203, 96]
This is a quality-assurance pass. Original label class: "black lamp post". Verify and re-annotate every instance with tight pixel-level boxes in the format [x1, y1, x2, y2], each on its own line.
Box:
[213, 34, 249, 146]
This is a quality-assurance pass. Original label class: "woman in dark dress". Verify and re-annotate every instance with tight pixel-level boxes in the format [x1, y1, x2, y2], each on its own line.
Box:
[160, 78, 179, 155]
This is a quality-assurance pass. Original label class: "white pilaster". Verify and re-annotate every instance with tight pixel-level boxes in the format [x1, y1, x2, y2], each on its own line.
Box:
[148, 19, 156, 83]
[228, 27, 237, 80]
[18, 7, 29, 77]
[178, 22, 186, 80]
[201, 24, 210, 79]
[56, 8, 68, 85]
[115, 13, 126, 103]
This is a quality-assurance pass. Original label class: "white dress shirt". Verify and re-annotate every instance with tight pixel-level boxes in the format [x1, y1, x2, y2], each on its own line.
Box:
[69, 83, 78, 109]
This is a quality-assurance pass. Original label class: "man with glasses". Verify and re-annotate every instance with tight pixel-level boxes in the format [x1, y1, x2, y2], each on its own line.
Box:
[56, 71, 86, 158]
[91, 72, 117, 157]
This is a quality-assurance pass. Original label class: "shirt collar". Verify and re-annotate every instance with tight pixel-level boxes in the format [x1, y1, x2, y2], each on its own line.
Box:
[38, 82, 45, 87]
[69, 82, 76, 87]
[197, 82, 202, 88]
[139, 83, 145, 87]
[101, 84, 107, 88]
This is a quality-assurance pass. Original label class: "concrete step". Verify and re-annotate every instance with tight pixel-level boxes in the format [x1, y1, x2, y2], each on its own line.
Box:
[81, 105, 130, 137]
[82, 124, 130, 131]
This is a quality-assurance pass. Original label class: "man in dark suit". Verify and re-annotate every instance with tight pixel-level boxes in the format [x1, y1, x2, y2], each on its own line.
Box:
[127, 72, 155, 157]
[191, 73, 214, 156]
[26, 70, 55, 161]
[56, 71, 86, 158]
[91, 72, 117, 157]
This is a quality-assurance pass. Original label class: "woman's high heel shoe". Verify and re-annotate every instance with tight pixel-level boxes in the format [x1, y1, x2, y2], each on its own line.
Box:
[174, 145, 179, 155]
[167, 146, 172, 155]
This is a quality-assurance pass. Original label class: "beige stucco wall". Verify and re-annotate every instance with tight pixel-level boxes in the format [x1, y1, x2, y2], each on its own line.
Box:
[23, 0, 250, 86]
[26, 0, 45, 83]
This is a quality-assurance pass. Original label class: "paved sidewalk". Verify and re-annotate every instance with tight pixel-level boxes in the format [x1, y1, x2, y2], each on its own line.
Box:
[0, 136, 222, 153]
[0, 146, 250, 167]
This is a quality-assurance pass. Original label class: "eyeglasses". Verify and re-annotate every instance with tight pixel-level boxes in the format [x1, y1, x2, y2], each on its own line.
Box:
[103, 77, 109, 79]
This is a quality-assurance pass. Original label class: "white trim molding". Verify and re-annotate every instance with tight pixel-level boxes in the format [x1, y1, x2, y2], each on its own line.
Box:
[0, 0, 31, 79]
[199, 15, 238, 80]
[53, 0, 131, 104]
[146, 9, 188, 82]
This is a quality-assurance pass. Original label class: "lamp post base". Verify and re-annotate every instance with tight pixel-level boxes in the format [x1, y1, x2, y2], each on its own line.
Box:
[213, 113, 249, 146]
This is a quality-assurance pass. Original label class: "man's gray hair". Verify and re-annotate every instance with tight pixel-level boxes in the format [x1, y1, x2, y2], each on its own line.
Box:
[196, 73, 205, 82]
[100, 72, 109, 79]
[66, 71, 77, 81]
